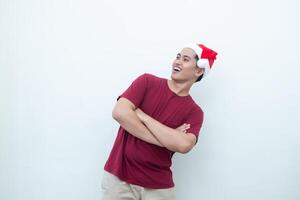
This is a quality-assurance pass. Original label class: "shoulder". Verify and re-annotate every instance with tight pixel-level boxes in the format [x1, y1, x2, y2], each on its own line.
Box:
[139, 73, 164, 85]
[142, 73, 163, 80]
[130, 73, 163, 89]
[186, 99, 204, 118]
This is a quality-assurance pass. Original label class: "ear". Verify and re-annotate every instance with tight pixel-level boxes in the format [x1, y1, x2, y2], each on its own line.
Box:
[195, 67, 204, 77]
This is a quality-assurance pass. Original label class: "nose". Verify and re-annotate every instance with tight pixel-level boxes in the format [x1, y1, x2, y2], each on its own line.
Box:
[174, 58, 182, 65]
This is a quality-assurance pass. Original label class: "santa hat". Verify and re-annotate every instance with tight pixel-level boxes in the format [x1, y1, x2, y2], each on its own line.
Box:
[186, 43, 218, 77]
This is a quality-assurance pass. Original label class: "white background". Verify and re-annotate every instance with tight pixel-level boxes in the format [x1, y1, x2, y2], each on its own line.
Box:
[1, 0, 299, 199]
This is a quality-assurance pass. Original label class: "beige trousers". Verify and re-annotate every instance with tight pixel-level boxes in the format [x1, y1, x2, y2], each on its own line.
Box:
[101, 171, 176, 200]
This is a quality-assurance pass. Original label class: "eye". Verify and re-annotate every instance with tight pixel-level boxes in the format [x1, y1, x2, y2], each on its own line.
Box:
[184, 58, 189, 62]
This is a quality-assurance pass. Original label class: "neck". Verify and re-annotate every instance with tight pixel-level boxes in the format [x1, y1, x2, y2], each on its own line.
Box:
[167, 79, 193, 96]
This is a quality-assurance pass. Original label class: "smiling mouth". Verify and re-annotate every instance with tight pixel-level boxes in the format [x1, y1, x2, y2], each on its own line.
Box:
[173, 67, 182, 73]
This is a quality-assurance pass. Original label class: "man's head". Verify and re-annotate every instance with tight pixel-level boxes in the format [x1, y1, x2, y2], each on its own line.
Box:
[171, 47, 204, 83]
[171, 43, 217, 83]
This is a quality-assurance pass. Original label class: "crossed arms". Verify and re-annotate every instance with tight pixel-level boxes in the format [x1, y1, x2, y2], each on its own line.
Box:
[112, 97, 197, 153]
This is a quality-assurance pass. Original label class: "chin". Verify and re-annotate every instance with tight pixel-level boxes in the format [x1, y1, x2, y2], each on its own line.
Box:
[170, 75, 182, 82]
[171, 72, 182, 78]
[170, 74, 177, 80]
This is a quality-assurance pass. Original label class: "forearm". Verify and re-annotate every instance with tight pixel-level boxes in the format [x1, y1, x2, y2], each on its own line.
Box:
[143, 116, 189, 152]
[113, 109, 163, 147]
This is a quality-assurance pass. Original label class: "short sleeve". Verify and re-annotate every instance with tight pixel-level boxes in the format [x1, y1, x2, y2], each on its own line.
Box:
[184, 108, 204, 144]
[117, 73, 148, 109]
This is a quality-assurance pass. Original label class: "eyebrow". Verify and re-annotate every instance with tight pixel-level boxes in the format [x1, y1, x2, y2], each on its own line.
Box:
[177, 53, 192, 60]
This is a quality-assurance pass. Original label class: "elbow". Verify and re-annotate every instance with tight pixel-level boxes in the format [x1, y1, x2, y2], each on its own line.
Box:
[112, 109, 120, 120]
[112, 106, 132, 123]
[112, 97, 135, 121]
[177, 143, 193, 154]
[165, 135, 194, 154]
[112, 107, 125, 122]
[178, 147, 190, 154]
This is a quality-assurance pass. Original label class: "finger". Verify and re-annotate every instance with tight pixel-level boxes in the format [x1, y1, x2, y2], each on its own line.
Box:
[178, 128, 186, 132]
[176, 124, 186, 129]
[177, 123, 190, 130]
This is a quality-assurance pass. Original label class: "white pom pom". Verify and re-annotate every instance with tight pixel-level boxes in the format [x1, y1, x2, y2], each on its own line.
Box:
[197, 59, 209, 68]
[197, 59, 210, 77]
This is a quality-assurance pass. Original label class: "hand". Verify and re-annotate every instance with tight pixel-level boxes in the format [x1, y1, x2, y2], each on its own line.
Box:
[176, 123, 190, 133]
[135, 108, 149, 123]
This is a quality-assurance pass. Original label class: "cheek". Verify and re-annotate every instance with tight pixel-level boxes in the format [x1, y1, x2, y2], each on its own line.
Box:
[180, 69, 193, 77]
[183, 64, 195, 73]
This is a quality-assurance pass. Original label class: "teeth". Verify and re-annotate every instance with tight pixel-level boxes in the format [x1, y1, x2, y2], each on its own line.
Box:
[174, 67, 181, 72]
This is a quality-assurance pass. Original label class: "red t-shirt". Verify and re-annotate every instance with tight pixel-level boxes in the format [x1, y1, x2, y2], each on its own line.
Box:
[104, 73, 204, 189]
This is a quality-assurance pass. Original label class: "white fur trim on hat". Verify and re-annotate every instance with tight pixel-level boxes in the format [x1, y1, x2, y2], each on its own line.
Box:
[197, 59, 210, 77]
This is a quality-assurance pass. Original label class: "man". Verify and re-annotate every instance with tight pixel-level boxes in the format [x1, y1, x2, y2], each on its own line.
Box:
[101, 43, 218, 200]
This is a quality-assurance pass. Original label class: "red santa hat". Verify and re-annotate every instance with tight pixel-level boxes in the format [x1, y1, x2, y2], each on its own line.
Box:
[186, 43, 218, 77]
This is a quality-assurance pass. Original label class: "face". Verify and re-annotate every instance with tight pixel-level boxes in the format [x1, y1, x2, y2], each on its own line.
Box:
[171, 47, 204, 83]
